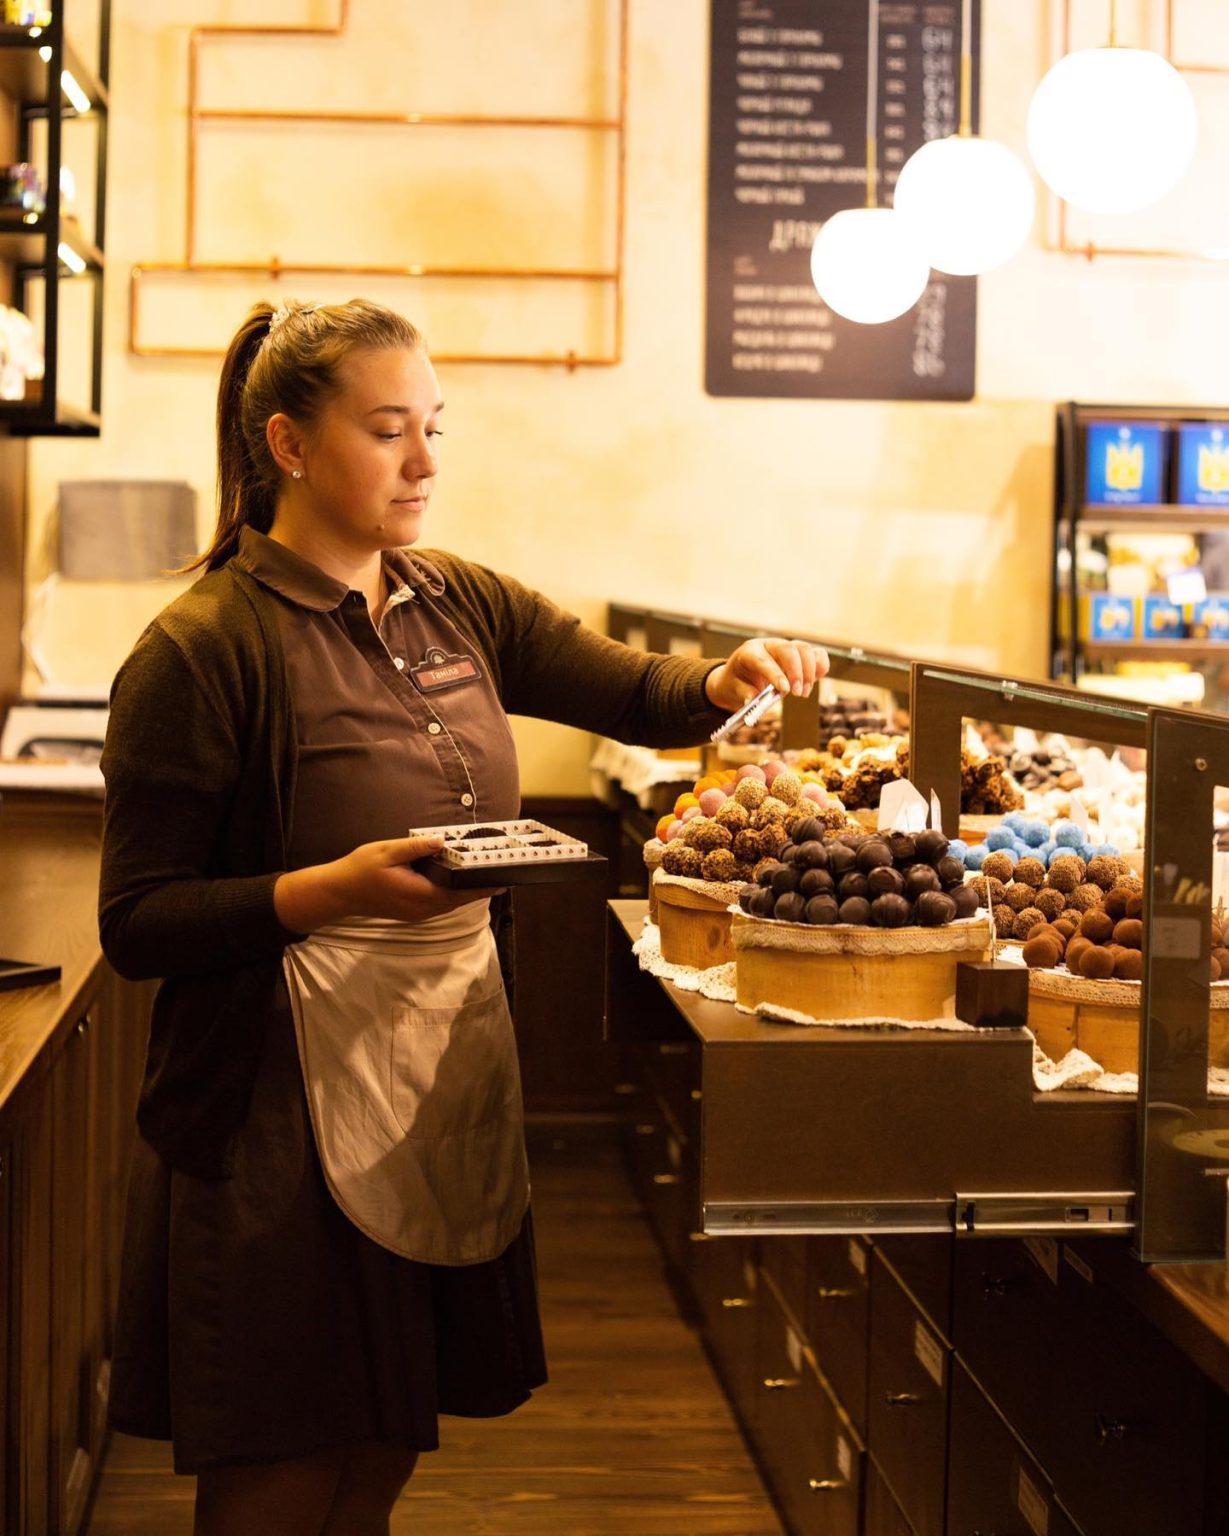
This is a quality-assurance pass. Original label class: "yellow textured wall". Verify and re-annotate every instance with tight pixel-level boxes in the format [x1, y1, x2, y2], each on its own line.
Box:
[22, 0, 1229, 794]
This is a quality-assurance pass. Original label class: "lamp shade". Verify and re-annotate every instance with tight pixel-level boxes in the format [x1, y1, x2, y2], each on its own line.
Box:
[893, 134, 1036, 275]
[809, 207, 931, 325]
[1026, 47, 1197, 215]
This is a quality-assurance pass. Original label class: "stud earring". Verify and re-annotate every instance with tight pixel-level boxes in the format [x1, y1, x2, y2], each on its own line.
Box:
[291, 469, 302, 480]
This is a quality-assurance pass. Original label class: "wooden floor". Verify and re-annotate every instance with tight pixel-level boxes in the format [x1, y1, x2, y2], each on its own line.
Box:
[83, 1122, 784, 1536]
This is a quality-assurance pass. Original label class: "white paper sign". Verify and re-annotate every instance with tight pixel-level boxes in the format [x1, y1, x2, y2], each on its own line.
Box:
[1168, 567, 1208, 606]
[878, 778, 929, 833]
[930, 791, 944, 837]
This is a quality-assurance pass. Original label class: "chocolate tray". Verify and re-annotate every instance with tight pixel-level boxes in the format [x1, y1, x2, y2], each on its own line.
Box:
[415, 852, 609, 888]
[408, 817, 605, 887]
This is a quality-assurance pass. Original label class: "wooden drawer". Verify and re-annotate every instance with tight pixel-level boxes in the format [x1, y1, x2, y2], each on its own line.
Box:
[875, 1235, 952, 1340]
[806, 1236, 870, 1438]
[868, 1250, 950, 1536]
[754, 1274, 863, 1536]
[865, 1459, 918, 1536]
[1045, 1243, 1210, 1536]
[952, 1235, 1071, 1473]
[947, 1356, 1083, 1536]
[641, 1037, 702, 1150]
[759, 1236, 809, 1337]
[695, 1238, 764, 1441]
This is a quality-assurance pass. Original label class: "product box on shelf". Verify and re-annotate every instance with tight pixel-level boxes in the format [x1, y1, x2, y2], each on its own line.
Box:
[1082, 592, 1137, 641]
[1141, 594, 1186, 640]
[1175, 423, 1229, 506]
[1189, 595, 1229, 641]
[1084, 420, 1167, 506]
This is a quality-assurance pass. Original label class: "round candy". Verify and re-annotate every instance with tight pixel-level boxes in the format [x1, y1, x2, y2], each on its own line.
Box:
[698, 787, 727, 817]
[735, 764, 768, 783]
[964, 844, 990, 870]
[985, 827, 1016, 851]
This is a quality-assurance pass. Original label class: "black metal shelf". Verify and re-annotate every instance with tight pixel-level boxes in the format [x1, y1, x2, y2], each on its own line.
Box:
[0, 1, 110, 438]
[0, 397, 100, 436]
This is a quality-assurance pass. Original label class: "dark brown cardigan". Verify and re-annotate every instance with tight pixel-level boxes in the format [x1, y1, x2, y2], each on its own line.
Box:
[99, 549, 725, 1177]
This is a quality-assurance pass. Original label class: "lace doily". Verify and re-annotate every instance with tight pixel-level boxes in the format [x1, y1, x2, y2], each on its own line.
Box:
[730, 910, 990, 957]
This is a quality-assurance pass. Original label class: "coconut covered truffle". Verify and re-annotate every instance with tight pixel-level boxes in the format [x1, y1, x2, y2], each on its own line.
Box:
[701, 848, 739, 883]
[1012, 906, 1047, 940]
[1047, 854, 1086, 893]
[1066, 882, 1103, 912]
[733, 777, 769, 810]
[661, 843, 704, 877]
[1015, 857, 1046, 889]
[769, 770, 803, 805]
[714, 799, 750, 834]
[981, 851, 1016, 884]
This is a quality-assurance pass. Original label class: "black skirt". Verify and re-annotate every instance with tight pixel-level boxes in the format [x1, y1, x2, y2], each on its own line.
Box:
[107, 987, 547, 1474]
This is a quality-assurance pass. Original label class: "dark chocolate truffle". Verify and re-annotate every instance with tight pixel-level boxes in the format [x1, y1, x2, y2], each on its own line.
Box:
[1113, 949, 1144, 981]
[951, 882, 980, 919]
[870, 892, 913, 928]
[1112, 917, 1143, 950]
[827, 843, 857, 875]
[795, 840, 828, 870]
[804, 895, 840, 926]
[770, 864, 800, 896]
[867, 865, 905, 897]
[914, 828, 950, 864]
[792, 816, 825, 846]
[915, 889, 957, 926]
[936, 855, 966, 890]
[1079, 909, 1114, 943]
[904, 864, 941, 899]
[773, 891, 807, 924]
[838, 896, 872, 926]
[798, 867, 835, 898]
[838, 871, 870, 901]
[1023, 934, 1063, 969]
[1078, 945, 1116, 980]
[747, 887, 776, 917]
[856, 838, 893, 874]
[888, 831, 918, 865]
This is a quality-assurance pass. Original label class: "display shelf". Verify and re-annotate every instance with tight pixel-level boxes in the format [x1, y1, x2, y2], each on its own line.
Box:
[0, 0, 110, 439]
[1052, 401, 1229, 697]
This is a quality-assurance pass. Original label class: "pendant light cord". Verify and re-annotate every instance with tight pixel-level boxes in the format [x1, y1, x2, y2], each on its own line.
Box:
[959, 0, 973, 135]
[865, 0, 878, 207]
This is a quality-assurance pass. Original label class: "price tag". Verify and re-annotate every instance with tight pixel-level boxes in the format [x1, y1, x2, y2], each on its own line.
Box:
[913, 1319, 945, 1387]
[1017, 1464, 1050, 1536]
[1024, 1236, 1059, 1286]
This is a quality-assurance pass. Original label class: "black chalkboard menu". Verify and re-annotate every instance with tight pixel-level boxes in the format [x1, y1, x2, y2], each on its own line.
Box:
[706, 0, 980, 401]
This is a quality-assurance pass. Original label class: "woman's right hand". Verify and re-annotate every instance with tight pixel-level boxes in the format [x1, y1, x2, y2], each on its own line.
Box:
[274, 835, 503, 933]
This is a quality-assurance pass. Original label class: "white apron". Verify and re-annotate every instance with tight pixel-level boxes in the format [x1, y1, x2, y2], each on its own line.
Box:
[282, 905, 529, 1266]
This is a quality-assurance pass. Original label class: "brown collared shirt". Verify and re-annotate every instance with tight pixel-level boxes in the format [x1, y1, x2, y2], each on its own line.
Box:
[231, 528, 520, 869]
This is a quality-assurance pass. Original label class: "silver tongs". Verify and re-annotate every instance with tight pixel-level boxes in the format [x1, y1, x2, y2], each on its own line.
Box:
[709, 683, 785, 744]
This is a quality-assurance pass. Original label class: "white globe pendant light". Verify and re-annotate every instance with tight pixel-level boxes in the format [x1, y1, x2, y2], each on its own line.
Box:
[893, 0, 1035, 277]
[1027, 38, 1197, 215]
[809, 0, 931, 325]
[810, 208, 931, 324]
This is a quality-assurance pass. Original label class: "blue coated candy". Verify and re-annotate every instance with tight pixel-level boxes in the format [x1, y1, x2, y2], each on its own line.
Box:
[985, 827, 1015, 851]
[1053, 820, 1083, 847]
[1021, 820, 1049, 847]
[965, 844, 989, 869]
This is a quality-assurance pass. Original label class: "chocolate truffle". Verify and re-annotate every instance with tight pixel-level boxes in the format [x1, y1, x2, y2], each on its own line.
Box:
[1023, 934, 1063, 969]
[1046, 855, 1086, 893]
[867, 865, 905, 897]
[687, 819, 733, 854]
[916, 889, 957, 926]
[733, 830, 762, 864]
[792, 816, 826, 846]
[1125, 892, 1144, 919]
[738, 887, 758, 913]
[827, 844, 858, 875]
[804, 895, 840, 926]
[1079, 909, 1114, 944]
[754, 858, 781, 886]
[773, 891, 807, 923]
[871, 892, 914, 928]
[838, 896, 872, 926]
[970, 874, 1005, 908]
[981, 851, 1016, 884]
[714, 799, 750, 834]
[770, 864, 800, 896]
[1079, 945, 1116, 980]
[1064, 936, 1092, 972]
[1113, 949, 1144, 981]
[795, 840, 828, 870]
[769, 770, 803, 806]
[798, 867, 835, 898]
[1213, 947, 1229, 976]
[914, 828, 950, 864]
[747, 887, 776, 917]
[1005, 882, 1036, 913]
[1053, 917, 1078, 939]
[1012, 906, 1046, 940]
[701, 849, 738, 883]
[1015, 857, 1046, 889]
[936, 855, 966, 890]
[733, 777, 769, 810]
[888, 831, 918, 866]
[1111, 917, 1143, 950]
[838, 871, 870, 901]
[1086, 854, 1125, 891]
[661, 842, 699, 876]
[905, 865, 942, 899]
[951, 883, 980, 919]
[992, 903, 1016, 937]
[856, 838, 894, 874]
[1034, 887, 1066, 921]
[1067, 883, 1103, 913]
[1101, 886, 1131, 922]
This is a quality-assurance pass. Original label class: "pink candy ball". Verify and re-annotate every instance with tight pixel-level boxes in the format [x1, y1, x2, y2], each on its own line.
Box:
[762, 758, 788, 784]
[681, 805, 703, 822]
[698, 787, 727, 816]
[666, 819, 685, 841]
[801, 783, 827, 806]
[735, 764, 768, 783]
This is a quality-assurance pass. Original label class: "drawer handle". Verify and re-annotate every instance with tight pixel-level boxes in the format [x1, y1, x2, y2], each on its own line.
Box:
[690, 1088, 703, 1101]
[884, 1391, 921, 1408]
[1095, 1412, 1129, 1445]
[763, 1377, 800, 1391]
[720, 1297, 753, 1309]
[816, 1285, 857, 1300]
[652, 1172, 680, 1185]
[808, 1478, 847, 1494]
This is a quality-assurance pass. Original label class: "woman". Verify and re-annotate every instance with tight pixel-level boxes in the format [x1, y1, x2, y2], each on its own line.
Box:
[99, 297, 827, 1535]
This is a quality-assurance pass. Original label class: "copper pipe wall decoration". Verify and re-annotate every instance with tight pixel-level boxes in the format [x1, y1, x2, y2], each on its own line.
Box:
[1046, 0, 1225, 262]
[130, 0, 628, 366]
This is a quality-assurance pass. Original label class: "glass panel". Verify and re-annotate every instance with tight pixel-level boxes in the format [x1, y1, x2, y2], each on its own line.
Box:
[1138, 709, 1229, 1261]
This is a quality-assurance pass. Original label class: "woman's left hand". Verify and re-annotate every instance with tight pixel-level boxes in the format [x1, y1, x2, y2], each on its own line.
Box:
[704, 637, 830, 713]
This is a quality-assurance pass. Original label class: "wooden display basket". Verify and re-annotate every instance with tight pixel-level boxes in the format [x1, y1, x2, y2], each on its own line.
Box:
[732, 912, 992, 1023]
[656, 876, 739, 970]
[1028, 968, 1229, 1074]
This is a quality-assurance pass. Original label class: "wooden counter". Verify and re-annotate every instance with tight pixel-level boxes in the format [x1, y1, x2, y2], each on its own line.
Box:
[608, 898, 1229, 1536]
[0, 800, 152, 1536]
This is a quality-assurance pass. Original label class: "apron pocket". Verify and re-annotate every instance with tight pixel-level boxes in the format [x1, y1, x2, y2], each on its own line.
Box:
[391, 985, 518, 1139]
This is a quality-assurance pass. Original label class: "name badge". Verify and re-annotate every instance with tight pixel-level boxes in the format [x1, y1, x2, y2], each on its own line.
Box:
[410, 647, 480, 694]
